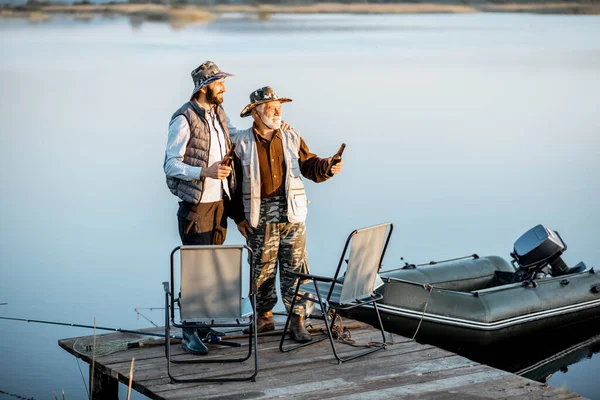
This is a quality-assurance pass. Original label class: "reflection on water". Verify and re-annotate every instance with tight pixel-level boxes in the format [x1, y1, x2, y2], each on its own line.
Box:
[445, 318, 600, 387]
[203, 14, 505, 34]
[520, 335, 600, 384]
[1, 12, 599, 400]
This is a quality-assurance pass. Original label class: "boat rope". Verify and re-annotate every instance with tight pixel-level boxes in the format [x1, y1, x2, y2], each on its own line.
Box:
[321, 312, 394, 348]
[318, 313, 358, 347]
[329, 313, 356, 345]
[382, 254, 479, 274]
[411, 283, 434, 341]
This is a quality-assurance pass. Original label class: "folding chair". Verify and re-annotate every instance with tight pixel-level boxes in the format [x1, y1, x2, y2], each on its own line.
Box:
[279, 223, 393, 363]
[163, 245, 258, 383]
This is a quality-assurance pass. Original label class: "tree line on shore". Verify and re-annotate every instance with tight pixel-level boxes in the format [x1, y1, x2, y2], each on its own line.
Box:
[10, 0, 600, 8]
[3, 0, 599, 17]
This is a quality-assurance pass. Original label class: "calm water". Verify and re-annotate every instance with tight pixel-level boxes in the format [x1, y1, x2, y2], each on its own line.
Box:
[1, 12, 599, 399]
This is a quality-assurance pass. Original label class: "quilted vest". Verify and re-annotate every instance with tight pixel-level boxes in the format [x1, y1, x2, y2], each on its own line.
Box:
[166, 101, 235, 204]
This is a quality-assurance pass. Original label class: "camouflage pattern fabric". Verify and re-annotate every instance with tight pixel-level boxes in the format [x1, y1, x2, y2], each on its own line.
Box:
[247, 196, 311, 316]
[190, 61, 234, 97]
[240, 86, 293, 118]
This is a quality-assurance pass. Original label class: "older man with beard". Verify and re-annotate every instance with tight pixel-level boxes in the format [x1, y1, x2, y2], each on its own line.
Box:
[229, 86, 343, 343]
[164, 61, 238, 355]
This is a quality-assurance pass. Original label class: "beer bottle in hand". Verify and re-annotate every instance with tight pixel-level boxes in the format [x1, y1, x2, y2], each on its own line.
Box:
[221, 143, 236, 167]
[328, 143, 345, 172]
[331, 143, 346, 166]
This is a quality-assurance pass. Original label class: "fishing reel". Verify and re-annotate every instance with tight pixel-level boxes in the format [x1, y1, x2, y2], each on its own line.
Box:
[509, 224, 570, 283]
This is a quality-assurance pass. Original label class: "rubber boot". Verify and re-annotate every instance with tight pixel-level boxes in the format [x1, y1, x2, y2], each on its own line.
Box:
[289, 313, 312, 343]
[244, 310, 275, 334]
[182, 327, 208, 355]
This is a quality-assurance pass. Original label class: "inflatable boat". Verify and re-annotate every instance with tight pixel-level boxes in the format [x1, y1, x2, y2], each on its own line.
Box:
[345, 225, 600, 345]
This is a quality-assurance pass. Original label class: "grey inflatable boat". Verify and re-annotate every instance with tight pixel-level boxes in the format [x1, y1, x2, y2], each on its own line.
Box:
[345, 225, 600, 345]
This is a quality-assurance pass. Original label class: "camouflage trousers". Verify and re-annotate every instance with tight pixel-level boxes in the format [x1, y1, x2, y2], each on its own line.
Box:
[247, 196, 311, 316]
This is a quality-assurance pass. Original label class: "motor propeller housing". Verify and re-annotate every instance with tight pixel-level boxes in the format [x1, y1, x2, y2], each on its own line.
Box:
[511, 224, 569, 277]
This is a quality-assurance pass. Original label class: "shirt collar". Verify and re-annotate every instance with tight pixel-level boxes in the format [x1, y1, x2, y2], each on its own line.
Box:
[191, 99, 217, 120]
[253, 124, 280, 142]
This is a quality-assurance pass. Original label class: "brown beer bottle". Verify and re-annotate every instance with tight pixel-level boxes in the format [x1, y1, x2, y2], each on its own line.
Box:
[331, 143, 346, 166]
[221, 143, 236, 167]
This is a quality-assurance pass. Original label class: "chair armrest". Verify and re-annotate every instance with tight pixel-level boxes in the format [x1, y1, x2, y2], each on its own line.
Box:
[295, 272, 334, 283]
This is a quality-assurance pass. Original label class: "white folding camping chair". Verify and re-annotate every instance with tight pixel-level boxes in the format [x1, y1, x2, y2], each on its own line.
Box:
[279, 223, 393, 363]
[163, 245, 258, 383]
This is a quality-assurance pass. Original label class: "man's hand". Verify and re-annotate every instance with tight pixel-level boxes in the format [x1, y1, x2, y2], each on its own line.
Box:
[237, 220, 253, 239]
[281, 120, 292, 131]
[330, 159, 343, 175]
[201, 161, 232, 180]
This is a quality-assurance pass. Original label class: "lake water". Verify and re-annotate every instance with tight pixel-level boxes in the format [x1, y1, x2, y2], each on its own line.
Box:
[1, 12, 599, 399]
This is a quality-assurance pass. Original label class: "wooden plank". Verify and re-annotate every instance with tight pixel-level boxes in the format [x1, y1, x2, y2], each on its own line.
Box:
[146, 350, 482, 398]
[137, 340, 442, 387]
[57, 319, 588, 400]
[156, 363, 493, 399]
[73, 324, 410, 378]
[456, 376, 585, 399]
[139, 350, 453, 393]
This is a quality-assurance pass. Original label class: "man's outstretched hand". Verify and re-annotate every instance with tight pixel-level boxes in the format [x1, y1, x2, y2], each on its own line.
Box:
[330, 159, 343, 175]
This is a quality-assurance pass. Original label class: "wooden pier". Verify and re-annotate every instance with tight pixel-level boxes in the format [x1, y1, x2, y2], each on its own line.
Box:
[58, 318, 586, 399]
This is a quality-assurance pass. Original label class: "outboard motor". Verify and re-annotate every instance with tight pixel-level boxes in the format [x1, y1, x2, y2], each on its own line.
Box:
[510, 225, 570, 282]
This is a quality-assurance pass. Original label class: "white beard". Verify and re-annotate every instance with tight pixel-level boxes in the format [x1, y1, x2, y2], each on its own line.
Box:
[258, 110, 281, 130]
[269, 117, 282, 129]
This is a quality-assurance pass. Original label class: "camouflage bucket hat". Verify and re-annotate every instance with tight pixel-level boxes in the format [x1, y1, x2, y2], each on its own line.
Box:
[191, 61, 234, 98]
[240, 86, 292, 118]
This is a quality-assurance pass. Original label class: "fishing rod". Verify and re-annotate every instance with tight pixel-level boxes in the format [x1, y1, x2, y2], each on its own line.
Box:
[0, 316, 179, 339]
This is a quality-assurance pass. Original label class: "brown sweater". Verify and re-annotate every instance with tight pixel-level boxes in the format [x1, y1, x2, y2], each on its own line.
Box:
[229, 126, 332, 223]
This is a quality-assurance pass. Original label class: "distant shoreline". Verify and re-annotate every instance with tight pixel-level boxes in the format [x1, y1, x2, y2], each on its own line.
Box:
[1, 2, 599, 24]
[208, 2, 600, 15]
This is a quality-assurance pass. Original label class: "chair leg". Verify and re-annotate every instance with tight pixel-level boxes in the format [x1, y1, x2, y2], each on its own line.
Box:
[329, 301, 387, 364]
[373, 300, 388, 345]
[165, 295, 259, 383]
[279, 284, 387, 363]
[280, 281, 328, 353]
[278, 282, 298, 352]
[322, 308, 344, 365]
[165, 291, 175, 383]
[250, 294, 258, 382]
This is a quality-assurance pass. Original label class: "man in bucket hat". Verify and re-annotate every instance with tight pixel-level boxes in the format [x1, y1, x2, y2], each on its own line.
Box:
[163, 61, 238, 355]
[229, 86, 344, 343]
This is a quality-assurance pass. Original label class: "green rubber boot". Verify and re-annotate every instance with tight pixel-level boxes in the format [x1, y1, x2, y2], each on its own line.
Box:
[182, 327, 208, 355]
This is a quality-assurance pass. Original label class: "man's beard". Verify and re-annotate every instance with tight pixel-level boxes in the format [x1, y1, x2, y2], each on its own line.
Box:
[258, 111, 282, 129]
[206, 85, 224, 105]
